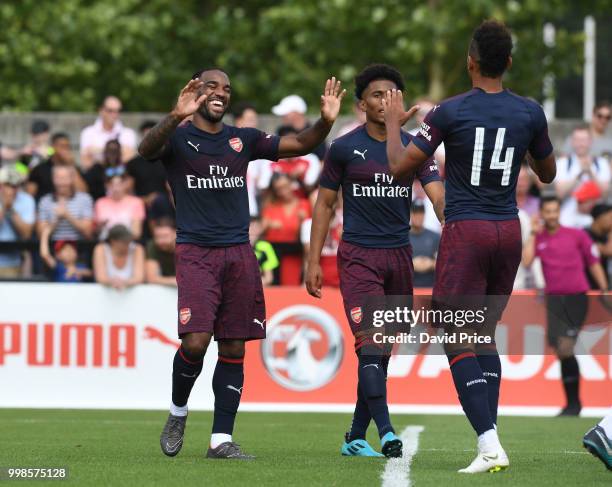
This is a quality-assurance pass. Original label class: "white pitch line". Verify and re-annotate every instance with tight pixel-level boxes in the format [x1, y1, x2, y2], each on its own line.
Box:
[381, 425, 424, 487]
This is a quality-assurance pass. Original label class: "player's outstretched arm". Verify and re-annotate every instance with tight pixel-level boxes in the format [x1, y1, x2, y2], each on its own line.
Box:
[138, 79, 207, 160]
[278, 77, 346, 158]
[305, 187, 338, 298]
[527, 152, 556, 185]
[383, 89, 426, 178]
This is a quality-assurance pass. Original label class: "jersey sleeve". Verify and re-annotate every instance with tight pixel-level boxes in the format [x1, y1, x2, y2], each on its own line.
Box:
[248, 128, 280, 161]
[319, 141, 344, 191]
[415, 156, 441, 186]
[579, 230, 600, 268]
[412, 102, 452, 157]
[528, 103, 554, 160]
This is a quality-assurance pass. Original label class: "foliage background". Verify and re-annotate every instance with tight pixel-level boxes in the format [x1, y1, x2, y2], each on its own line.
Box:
[1, 0, 610, 112]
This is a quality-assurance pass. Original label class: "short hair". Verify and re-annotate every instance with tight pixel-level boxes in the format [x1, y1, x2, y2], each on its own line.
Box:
[354, 64, 405, 100]
[593, 100, 611, 113]
[572, 123, 591, 134]
[540, 195, 560, 209]
[139, 120, 158, 132]
[469, 20, 513, 78]
[153, 217, 176, 229]
[232, 102, 256, 119]
[51, 132, 70, 144]
[107, 224, 133, 243]
[192, 67, 228, 80]
[276, 124, 298, 137]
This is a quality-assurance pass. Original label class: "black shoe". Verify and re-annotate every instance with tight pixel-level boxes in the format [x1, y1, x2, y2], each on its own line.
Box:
[160, 414, 187, 457]
[583, 425, 612, 471]
[206, 441, 255, 459]
[557, 403, 582, 416]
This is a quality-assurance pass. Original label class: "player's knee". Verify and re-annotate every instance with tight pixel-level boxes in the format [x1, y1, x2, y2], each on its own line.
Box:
[218, 339, 245, 359]
[555, 337, 575, 359]
[358, 354, 385, 399]
[181, 332, 211, 359]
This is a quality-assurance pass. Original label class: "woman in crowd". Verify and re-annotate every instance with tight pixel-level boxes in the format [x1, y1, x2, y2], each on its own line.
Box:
[94, 168, 146, 240]
[93, 224, 144, 290]
[261, 173, 311, 285]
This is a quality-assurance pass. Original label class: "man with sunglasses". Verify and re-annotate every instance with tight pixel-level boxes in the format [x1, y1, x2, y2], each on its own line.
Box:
[79, 96, 137, 169]
[563, 101, 612, 160]
[139, 68, 346, 460]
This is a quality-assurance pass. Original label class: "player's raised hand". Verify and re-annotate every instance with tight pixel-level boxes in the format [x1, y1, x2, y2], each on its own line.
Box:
[383, 89, 419, 127]
[305, 262, 323, 298]
[320, 77, 347, 124]
[172, 79, 207, 119]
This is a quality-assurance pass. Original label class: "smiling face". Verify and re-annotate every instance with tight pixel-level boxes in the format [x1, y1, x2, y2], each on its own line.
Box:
[195, 70, 231, 123]
[360, 79, 398, 125]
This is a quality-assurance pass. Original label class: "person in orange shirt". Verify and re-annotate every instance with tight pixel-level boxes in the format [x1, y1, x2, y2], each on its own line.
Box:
[261, 173, 311, 285]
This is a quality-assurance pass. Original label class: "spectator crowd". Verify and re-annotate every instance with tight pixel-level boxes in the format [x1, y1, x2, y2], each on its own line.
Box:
[0, 95, 611, 291]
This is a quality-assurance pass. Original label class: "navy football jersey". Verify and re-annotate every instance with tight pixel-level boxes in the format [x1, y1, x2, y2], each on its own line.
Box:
[320, 125, 440, 248]
[161, 122, 280, 246]
[413, 88, 553, 223]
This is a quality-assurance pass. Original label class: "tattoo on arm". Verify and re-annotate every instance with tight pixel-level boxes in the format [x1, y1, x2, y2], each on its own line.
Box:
[138, 113, 182, 159]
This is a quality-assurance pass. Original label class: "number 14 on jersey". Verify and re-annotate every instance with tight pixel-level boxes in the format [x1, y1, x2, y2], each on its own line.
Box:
[471, 127, 515, 187]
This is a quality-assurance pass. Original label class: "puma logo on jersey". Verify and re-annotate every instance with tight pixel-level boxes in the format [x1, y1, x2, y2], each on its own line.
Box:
[187, 141, 200, 152]
[353, 149, 368, 160]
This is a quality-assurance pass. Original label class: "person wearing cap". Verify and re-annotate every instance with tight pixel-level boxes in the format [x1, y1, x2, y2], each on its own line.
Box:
[19, 119, 51, 169]
[79, 95, 137, 170]
[0, 166, 35, 278]
[585, 203, 612, 289]
[272, 94, 327, 160]
[523, 195, 608, 416]
[39, 229, 92, 283]
[409, 199, 440, 288]
[556, 125, 611, 228]
[27, 133, 88, 201]
[37, 165, 94, 242]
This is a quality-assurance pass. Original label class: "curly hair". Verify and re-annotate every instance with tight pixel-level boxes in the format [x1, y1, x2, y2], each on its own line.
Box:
[469, 20, 513, 78]
[354, 64, 405, 100]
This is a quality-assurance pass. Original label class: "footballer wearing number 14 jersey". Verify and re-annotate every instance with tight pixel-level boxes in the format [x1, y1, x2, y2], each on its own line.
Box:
[383, 20, 556, 473]
[139, 68, 346, 460]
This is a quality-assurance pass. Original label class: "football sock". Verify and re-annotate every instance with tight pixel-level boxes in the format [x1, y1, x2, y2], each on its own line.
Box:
[477, 349, 501, 424]
[348, 382, 371, 441]
[598, 409, 612, 439]
[210, 433, 232, 449]
[448, 351, 494, 436]
[477, 428, 502, 453]
[171, 346, 204, 409]
[560, 356, 580, 407]
[212, 355, 244, 436]
[358, 353, 394, 439]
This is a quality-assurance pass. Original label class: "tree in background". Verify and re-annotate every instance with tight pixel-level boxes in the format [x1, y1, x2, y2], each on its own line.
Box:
[0, 0, 609, 112]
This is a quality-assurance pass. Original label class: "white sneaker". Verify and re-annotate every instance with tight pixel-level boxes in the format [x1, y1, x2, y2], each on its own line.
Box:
[458, 448, 509, 473]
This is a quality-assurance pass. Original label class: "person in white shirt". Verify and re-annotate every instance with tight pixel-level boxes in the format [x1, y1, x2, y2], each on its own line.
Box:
[79, 96, 137, 169]
[556, 125, 611, 228]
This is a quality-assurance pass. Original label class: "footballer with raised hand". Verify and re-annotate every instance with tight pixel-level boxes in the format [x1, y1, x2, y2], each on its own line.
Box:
[383, 20, 556, 473]
[306, 64, 444, 458]
[139, 68, 346, 459]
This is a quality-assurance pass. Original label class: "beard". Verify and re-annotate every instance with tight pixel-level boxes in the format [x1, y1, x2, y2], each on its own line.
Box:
[197, 102, 226, 123]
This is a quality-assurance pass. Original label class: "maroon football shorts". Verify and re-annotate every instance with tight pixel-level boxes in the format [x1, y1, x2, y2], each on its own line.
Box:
[175, 242, 265, 340]
[337, 240, 413, 340]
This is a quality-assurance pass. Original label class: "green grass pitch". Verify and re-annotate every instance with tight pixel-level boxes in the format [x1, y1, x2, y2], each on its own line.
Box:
[1, 409, 610, 486]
